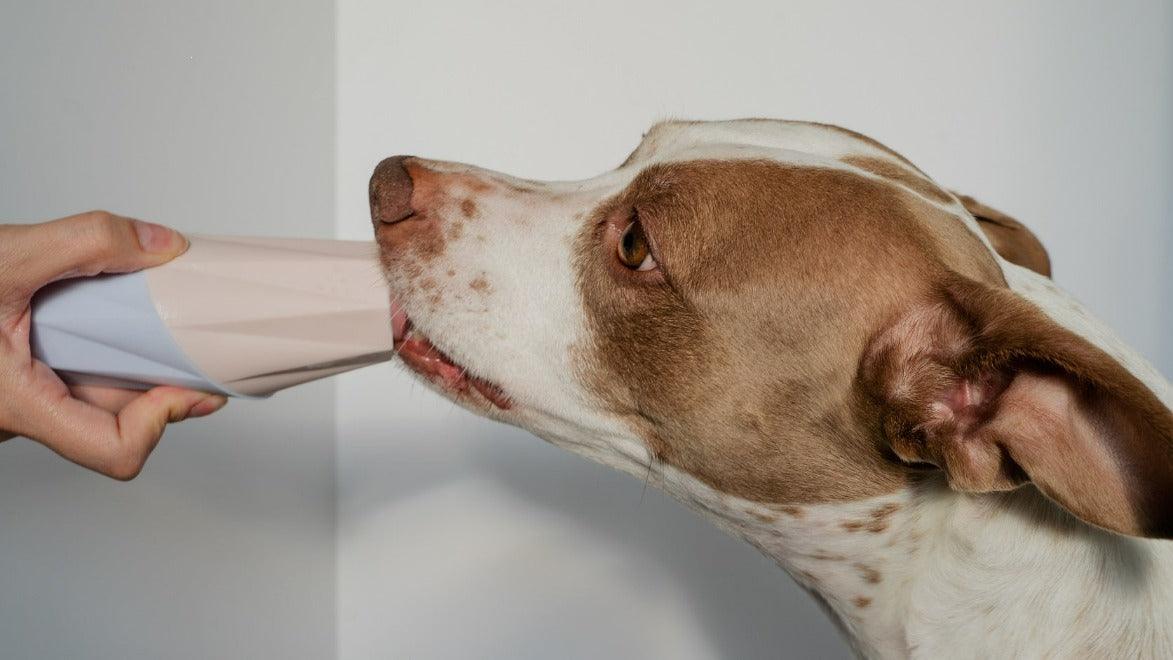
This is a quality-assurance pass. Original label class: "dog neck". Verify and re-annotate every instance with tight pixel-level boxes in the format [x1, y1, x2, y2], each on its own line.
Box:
[658, 470, 1173, 658]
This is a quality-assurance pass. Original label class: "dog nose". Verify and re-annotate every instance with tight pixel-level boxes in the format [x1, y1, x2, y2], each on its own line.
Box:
[369, 155, 415, 225]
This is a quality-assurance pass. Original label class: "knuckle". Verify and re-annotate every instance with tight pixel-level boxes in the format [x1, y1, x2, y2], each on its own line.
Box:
[105, 448, 146, 481]
[83, 209, 114, 224]
[80, 211, 127, 254]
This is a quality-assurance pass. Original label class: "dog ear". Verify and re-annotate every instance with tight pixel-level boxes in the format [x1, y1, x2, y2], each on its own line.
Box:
[951, 192, 1052, 278]
[860, 273, 1173, 537]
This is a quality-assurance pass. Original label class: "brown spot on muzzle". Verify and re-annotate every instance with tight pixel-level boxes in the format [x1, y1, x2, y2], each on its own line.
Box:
[854, 563, 882, 584]
[469, 276, 490, 294]
[375, 162, 496, 265]
[447, 221, 465, 241]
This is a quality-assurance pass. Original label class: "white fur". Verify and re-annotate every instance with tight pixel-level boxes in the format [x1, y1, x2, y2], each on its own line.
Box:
[384, 119, 1173, 658]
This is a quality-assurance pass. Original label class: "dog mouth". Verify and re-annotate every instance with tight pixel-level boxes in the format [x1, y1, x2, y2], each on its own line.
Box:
[390, 303, 513, 410]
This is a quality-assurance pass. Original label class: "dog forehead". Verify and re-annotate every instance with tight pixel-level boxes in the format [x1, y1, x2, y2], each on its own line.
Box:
[623, 119, 906, 170]
[616, 120, 1008, 292]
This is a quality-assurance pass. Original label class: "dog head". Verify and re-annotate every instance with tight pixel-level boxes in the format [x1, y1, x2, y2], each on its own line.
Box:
[371, 119, 1172, 539]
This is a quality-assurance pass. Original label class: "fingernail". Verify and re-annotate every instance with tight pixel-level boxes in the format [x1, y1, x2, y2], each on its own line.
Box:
[189, 395, 228, 418]
[133, 220, 187, 253]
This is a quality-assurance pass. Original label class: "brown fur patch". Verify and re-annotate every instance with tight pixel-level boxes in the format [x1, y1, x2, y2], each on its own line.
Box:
[841, 155, 953, 205]
[840, 510, 892, 534]
[854, 563, 882, 584]
[469, 276, 490, 293]
[576, 159, 1003, 505]
[869, 503, 901, 525]
[460, 198, 479, 219]
[852, 596, 872, 609]
[446, 221, 465, 241]
[375, 217, 446, 267]
[952, 193, 1052, 277]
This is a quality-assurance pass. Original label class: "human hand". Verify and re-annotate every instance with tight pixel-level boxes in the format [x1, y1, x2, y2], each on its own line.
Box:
[0, 211, 227, 479]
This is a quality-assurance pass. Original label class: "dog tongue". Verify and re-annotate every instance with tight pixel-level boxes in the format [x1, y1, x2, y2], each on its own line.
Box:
[390, 300, 409, 342]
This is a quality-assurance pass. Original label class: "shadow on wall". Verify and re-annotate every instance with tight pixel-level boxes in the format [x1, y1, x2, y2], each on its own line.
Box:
[1166, 216, 1173, 377]
[338, 414, 849, 660]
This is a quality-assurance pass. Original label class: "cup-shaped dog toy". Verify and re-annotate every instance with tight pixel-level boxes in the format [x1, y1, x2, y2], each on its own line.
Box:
[30, 235, 395, 397]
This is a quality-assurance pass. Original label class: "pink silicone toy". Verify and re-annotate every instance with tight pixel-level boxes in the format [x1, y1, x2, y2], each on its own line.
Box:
[31, 235, 396, 397]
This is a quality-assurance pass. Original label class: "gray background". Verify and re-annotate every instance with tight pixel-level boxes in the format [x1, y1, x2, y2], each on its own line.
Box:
[4, 0, 1172, 659]
[0, 2, 336, 659]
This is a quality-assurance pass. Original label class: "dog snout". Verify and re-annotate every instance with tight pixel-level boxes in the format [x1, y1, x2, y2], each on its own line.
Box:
[369, 155, 415, 226]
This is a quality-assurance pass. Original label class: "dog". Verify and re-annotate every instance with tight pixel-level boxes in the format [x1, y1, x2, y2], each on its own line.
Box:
[368, 119, 1173, 658]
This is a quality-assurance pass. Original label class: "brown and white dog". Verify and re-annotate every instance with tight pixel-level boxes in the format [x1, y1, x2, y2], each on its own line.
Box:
[368, 119, 1173, 658]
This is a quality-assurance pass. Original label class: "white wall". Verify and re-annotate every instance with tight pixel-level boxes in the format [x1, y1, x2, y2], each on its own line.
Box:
[0, 2, 337, 658]
[336, 1, 1171, 658]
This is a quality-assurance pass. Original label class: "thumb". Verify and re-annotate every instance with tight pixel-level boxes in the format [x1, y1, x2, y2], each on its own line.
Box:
[7, 211, 188, 294]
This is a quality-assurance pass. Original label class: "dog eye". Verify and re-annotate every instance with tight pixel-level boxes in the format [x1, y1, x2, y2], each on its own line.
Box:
[617, 216, 658, 271]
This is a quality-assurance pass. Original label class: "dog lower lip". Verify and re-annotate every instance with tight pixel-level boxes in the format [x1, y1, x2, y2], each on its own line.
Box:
[470, 376, 512, 409]
[392, 315, 512, 410]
